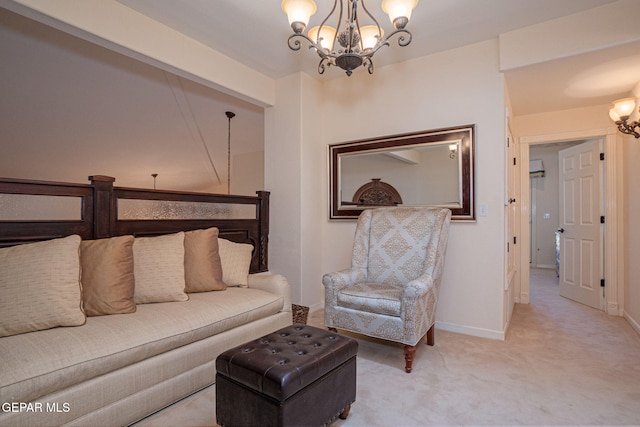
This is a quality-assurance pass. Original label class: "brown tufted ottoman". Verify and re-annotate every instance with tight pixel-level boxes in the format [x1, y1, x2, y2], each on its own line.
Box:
[215, 324, 358, 427]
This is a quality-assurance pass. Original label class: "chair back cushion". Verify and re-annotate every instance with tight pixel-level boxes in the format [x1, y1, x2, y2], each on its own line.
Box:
[352, 207, 449, 286]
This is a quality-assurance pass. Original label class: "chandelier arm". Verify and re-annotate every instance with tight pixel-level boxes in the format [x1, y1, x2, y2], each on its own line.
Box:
[287, 33, 311, 51]
[363, 56, 374, 74]
[316, 0, 339, 47]
[383, 28, 413, 47]
[620, 120, 640, 138]
[615, 120, 640, 138]
[359, 0, 383, 36]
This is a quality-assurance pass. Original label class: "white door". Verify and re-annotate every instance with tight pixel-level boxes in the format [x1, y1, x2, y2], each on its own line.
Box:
[558, 140, 603, 310]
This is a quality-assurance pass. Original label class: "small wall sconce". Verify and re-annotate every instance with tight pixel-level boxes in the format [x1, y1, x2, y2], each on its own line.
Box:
[448, 143, 458, 159]
[609, 97, 640, 139]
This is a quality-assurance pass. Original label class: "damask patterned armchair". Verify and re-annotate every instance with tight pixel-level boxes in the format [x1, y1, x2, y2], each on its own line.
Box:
[323, 207, 451, 373]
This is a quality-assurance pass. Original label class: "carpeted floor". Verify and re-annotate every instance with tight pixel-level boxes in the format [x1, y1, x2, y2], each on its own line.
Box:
[133, 268, 640, 426]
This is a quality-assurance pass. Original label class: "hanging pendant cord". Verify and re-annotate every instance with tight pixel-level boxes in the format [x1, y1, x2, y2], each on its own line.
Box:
[226, 111, 235, 194]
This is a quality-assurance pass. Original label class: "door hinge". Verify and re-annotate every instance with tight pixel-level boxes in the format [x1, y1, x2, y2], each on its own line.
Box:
[507, 242, 510, 252]
[513, 157, 517, 166]
[601, 279, 605, 287]
[513, 236, 517, 245]
[601, 216, 605, 224]
[600, 152, 605, 161]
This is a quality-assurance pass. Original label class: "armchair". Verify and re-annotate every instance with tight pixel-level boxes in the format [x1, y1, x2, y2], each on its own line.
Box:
[323, 207, 451, 373]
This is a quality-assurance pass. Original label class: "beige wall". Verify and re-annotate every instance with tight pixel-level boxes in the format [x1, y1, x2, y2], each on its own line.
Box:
[623, 135, 640, 333]
[267, 39, 509, 339]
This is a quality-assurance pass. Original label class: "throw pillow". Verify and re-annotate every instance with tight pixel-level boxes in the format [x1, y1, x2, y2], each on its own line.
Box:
[80, 235, 136, 316]
[184, 228, 226, 292]
[133, 232, 188, 303]
[0, 235, 85, 337]
[218, 238, 253, 288]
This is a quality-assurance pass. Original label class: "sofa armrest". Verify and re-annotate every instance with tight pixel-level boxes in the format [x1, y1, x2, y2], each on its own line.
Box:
[248, 273, 292, 313]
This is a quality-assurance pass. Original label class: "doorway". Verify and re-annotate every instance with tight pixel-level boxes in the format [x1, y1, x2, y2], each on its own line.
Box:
[528, 139, 604, 310]
[517, 129, 622, 316]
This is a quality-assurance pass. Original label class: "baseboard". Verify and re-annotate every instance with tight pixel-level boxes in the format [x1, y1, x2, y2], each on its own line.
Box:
[435, 320, 505, 341]
[533, 264, 555, 270]
[624, 311, 640, 337]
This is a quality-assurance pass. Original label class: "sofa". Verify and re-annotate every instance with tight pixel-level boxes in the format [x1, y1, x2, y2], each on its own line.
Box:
[0, 228, 292, 427]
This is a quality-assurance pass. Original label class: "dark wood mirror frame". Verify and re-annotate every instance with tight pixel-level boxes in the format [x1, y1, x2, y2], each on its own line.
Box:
[329, 124, 475, 221]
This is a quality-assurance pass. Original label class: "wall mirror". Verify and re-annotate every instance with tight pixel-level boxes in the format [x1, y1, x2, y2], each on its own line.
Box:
[329, 124, 475, 221]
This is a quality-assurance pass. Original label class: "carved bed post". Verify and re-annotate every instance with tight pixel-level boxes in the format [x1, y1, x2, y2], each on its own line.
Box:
[89, 175, 115, 239]
[256, 190, 270, 272]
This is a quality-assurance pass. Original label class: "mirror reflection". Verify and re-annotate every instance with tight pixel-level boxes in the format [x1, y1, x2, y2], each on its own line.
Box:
[329, 125, 475, 220]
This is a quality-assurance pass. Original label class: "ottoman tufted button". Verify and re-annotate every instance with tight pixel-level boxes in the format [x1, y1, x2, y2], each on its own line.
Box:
[294, 325, 304, 331]
[313, 343, 322, 347]
[270, 348, 279, 354]
[302, 334, 311, 338]
[278, 359, 288, 365]
[296, 350, 307, 355]
[328, 336, 336, 340]
[242, 347, 253, 353]
[280, 332, 290, 337]
[287, 340, 296, 345]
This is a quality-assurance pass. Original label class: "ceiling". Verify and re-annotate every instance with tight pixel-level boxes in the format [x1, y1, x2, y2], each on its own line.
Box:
[1, 1, 639, 191]
[114, 0, 639, 114]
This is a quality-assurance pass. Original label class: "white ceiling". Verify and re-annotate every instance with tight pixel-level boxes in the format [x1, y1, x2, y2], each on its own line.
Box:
[113, 0, 640, 114]
[2, 1, 639, 191]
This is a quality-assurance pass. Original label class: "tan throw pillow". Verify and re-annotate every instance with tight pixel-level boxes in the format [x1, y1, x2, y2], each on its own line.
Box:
[218, 238, 253, 288]
[80, 235, 136, 316]
[184, 228, 226, 293]
[133, 232, 188, 304]
[0, 235, 85, 337]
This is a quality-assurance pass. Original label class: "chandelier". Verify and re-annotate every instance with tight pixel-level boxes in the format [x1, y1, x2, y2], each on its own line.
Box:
[609, 97, 640, 138]
[281, 0, 419, 76]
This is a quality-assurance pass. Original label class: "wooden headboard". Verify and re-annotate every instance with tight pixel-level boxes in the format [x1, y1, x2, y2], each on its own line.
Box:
[0, 175, 269, 273]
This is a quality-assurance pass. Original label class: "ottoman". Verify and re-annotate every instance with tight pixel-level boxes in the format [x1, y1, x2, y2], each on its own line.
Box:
[216, 324, 358, 427]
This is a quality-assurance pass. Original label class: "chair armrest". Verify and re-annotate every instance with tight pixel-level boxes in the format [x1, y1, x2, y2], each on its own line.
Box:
[322, 268, 365, 291]
[248, 273, 292, 313]
[403, 273, 435, 300]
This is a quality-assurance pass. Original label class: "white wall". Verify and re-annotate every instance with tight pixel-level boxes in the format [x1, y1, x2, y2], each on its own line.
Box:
[623, 134, 640, 333]
[267, 39, 509, 339]
[529, 145, 564, 269]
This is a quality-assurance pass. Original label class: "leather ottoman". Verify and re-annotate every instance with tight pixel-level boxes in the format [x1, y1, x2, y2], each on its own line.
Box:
[216, 324, 358, 427]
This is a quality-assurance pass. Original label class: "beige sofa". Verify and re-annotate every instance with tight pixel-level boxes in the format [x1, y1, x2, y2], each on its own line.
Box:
[0, 231, 292, 427]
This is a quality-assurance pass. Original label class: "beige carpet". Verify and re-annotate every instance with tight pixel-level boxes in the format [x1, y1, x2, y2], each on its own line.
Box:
[133, 269, 640, 426]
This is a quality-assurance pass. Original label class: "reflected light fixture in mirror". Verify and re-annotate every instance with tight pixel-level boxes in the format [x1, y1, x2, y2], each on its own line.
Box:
[609, 97, 640, 138]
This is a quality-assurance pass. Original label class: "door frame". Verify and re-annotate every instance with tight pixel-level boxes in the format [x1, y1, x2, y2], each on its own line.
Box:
[517, 127, 624, 315]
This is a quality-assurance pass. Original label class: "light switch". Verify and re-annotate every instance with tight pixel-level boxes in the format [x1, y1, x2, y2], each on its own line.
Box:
[479, 203, 488, 217]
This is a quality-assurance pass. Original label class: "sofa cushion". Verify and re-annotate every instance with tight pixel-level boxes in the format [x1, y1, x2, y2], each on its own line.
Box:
[80, 235, 136, 316]
[185, 228, 226, 292]
[0, 287, 285, 404]
[133, 232, 188, 303]
[0, 235, 85, 337]
[219, 238, 253, 287]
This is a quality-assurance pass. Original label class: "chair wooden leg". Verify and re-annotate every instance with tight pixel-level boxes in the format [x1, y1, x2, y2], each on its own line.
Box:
[426, 324, 435, 346]
[328, 327, 337, 333]
[403, 345, 415, 373]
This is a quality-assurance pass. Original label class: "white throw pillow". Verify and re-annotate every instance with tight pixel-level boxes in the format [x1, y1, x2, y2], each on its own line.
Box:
[0, 235, 86, 337]
[218, 238, 253, 288]
[133, 232, 188, 303]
